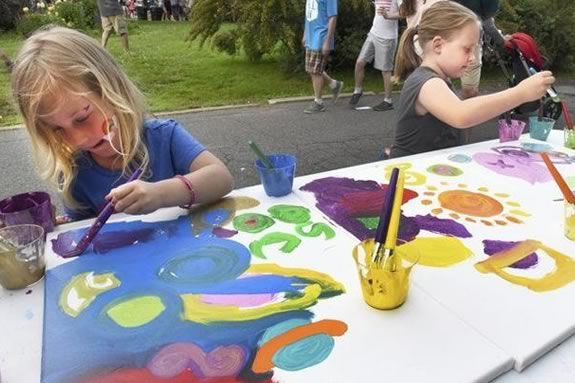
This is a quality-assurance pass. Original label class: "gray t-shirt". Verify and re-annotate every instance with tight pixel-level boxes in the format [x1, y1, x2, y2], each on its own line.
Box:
[97, 0, 123, 17]
[390, 66, 462, 158]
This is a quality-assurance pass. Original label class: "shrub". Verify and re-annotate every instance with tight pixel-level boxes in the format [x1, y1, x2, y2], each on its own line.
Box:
[16, 13, 66, 37]
[0, 0, 25, 31]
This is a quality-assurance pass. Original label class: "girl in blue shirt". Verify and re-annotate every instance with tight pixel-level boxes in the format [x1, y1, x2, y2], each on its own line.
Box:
[11, 27, 234, 221]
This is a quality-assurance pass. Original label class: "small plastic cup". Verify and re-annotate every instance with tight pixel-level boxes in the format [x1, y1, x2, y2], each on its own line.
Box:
[0, 224, 45, 290]
[529, 116, 555, 141]
[566, 201, 575, 241]
[0, 191, 54, 234]
[255, 154, 297, 197]
[498, 118, 526, 142]
[352, 238, 419, 310]
[564, 128, 575, 150]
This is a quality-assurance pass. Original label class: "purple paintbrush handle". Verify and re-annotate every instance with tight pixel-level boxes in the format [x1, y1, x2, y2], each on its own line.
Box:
[374, 167, 399, 244]
[73, 168, 143, 253]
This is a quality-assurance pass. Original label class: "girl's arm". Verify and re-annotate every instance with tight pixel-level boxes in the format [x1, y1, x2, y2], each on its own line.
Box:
[108, 151, 234, 215]
[417, 71, 555, 129]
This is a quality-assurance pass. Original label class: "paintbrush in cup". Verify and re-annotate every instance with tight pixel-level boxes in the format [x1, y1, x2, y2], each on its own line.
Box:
[372, 168, 399, 264]
[248, 140, 274, 169]
[60, 168, 143, 258]
[540, 153, 575, 204]
[561, 102, 573, 130]
[380, 170, 405, 271]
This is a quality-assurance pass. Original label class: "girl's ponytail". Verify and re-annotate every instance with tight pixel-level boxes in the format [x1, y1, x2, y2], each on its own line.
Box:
[394, 28, 420, 81]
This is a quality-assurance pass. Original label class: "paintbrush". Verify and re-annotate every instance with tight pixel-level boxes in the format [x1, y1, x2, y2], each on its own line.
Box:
[540, 153, 575, 204]
[60, 168, 143, 258]
[372, 168, 399, 264]
[380, 170, 405, 271]
[248, 140, 274, 169]
[527, 67, 560, 103]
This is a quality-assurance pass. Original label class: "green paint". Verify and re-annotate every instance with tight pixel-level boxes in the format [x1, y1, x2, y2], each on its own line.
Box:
[59, 272, 121, 318]
[106, 295, 166, 328]
[426, 164, 463, 176]
[295, 222, 335, 239]
[268, 205, 311, 224]
[567, 176, 575, 189]
[249, 232, 302, 259]
[233, 213, 275, 233]
[357, 216, 379, 230]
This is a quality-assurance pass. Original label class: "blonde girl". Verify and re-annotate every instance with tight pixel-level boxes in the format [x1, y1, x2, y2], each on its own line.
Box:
[12, 27, 234, 220]
[389, 1, 554, 158]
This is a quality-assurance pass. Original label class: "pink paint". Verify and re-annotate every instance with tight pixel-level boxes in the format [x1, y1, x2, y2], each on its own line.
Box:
[473, 152, 552, 184]
[200, 293, 277, 307]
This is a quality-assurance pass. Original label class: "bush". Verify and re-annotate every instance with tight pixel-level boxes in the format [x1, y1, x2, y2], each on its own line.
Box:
[0, 0, 25, 31]
[16, 13, 65, 37]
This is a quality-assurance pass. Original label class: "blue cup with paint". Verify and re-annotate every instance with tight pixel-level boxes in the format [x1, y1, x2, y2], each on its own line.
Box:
[529, 116, 555, 141]
[255, 154, 297, 197]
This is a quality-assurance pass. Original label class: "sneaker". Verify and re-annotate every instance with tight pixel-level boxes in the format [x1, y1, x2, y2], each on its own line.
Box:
[373, 100, 394, 111]
[331, 81, 344, 103]
[349, 92, 363, 107]
[304, 101, 326, 114]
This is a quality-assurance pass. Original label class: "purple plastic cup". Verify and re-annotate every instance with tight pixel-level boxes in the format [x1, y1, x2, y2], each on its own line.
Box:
[498, 118, 526, 143]
[0, 192, 54, 234]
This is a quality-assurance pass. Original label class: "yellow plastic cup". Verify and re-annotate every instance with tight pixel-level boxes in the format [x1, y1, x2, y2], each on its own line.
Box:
[352, 238, 419, 310]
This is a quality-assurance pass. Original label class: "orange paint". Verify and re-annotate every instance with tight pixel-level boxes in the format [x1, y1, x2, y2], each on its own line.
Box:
[465, 217, 476, 223]
[432, 208, 443, 215]
[424, 192, 435, 196]
[481, 220, 493, 226]
[252, 319, 348, 373]
[438, 190, 503, 217]
[449, 213, 460, 219]
[495, 220, 507, 226]
[422, 200, 432, 205]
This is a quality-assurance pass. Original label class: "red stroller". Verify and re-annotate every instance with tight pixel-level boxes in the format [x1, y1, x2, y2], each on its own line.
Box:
[488, 32, 562, 120]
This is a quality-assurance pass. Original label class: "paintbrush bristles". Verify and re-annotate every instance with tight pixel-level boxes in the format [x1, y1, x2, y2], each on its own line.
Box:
[540, 153, 575, 204]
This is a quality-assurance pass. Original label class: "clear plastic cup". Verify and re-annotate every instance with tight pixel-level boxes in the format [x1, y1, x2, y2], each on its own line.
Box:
[498, 118, 526, 142]
[0, 224, 45, 290]
[529, 116, 555, 141]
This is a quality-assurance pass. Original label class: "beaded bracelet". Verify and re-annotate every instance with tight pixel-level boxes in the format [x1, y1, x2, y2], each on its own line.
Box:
[174, 175, 196, 209]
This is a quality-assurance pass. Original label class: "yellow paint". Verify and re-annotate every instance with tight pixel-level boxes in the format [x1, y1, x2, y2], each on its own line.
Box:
[384, 162, 426, 186]
[427, 186, 438, 191]
[506, 201, 521, 207]
[384, 171, 405, 251]
[59, 272, 120, 317]
[495, 193, 510, 198]
[398, 237, 473, 267]
[180, 263, 344, 323]
[475, 240, 575, 292]
[106, 296, 166, 327]
[458, 184, 467, 188]
[509, 209, 530, 217]
[352, 238, 415, 310]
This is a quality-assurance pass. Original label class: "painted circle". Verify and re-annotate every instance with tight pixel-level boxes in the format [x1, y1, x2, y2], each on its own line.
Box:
[438, 190, 503, 217]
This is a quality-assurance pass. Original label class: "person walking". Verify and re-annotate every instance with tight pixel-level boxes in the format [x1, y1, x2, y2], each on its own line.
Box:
[97, 0, 130, 52]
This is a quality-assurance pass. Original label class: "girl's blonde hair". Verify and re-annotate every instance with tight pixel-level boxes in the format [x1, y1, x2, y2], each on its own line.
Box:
[394, 1, 479, 81]
[11, 26, 149, 210]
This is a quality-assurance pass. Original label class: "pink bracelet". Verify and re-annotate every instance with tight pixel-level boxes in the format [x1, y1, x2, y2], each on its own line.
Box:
[174, 175, 196, 208]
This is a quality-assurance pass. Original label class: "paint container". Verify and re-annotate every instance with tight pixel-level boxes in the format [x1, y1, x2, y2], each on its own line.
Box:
[528, 116, 555, 141]
[0, 191, 54, 234]
[255, 154, 297, 197]
[566, 201, 575, 241]
[352, 238, 418, 310]
[498, 118, 526, 142]
[0, 224, 45, 290]
[564, 128, 575, 150]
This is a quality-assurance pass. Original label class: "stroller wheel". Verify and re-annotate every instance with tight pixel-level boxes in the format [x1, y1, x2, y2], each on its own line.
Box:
[541, 98, 562, 120]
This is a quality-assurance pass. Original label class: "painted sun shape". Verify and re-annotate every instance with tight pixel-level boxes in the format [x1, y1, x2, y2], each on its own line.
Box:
[419, 182, 530, 226]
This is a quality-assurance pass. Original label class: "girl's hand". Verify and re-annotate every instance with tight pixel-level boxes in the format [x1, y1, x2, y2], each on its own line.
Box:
[106, 180, 164, 215]
[517, 70, 555, 102]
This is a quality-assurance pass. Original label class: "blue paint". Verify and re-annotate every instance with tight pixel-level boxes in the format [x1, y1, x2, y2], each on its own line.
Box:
[448, 154, 472, 163]
[25, 309, 34, 320]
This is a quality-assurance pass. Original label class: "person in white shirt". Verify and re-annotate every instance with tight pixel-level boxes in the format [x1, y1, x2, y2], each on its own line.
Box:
[349, 0, 401, 111]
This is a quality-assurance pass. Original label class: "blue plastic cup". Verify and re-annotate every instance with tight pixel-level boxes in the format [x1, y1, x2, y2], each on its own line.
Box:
[255, 154, 297, 197]
[529, 116, 555, 141]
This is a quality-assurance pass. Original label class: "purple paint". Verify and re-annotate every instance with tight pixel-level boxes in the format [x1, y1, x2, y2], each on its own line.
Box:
[473, 152, 551, 184]
[92, 228, 155, 253]
[212, 227, 238, 238]
[483, 239, 538, 269]
[498, 119, 526, 142]
[414, 214, 472, 238]
[375, 168, 399, 244]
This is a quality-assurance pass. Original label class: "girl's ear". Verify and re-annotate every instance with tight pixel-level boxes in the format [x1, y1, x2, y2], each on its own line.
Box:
[431, 36, 444, 54]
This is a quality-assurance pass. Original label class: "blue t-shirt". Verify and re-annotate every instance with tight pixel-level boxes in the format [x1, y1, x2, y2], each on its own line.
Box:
[304, 0, 338, 51]
[65, 118, 205, 220]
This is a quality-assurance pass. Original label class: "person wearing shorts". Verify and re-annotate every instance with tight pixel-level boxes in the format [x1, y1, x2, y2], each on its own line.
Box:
[349, 0, 400, 111]
[97, 0, 130, 52]
[302, 0, 343, 114]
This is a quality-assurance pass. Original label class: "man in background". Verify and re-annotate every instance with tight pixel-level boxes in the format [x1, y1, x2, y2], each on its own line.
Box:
[97, 0, 130, 52]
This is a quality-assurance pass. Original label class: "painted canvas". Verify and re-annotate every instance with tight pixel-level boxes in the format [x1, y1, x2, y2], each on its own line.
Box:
[43, 188, 512, 382]
[294, 139, 575, 370]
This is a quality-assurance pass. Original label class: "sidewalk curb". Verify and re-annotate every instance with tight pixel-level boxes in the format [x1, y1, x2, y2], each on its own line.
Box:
[268, 92, 377, 105]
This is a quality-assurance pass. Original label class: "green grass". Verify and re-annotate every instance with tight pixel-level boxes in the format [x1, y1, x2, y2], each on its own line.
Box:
[0, 21, 386, 127]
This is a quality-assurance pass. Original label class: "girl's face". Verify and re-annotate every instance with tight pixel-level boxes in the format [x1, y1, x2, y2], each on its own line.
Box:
[40, 92, 122, 166]
[434, 22, 481, 79]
